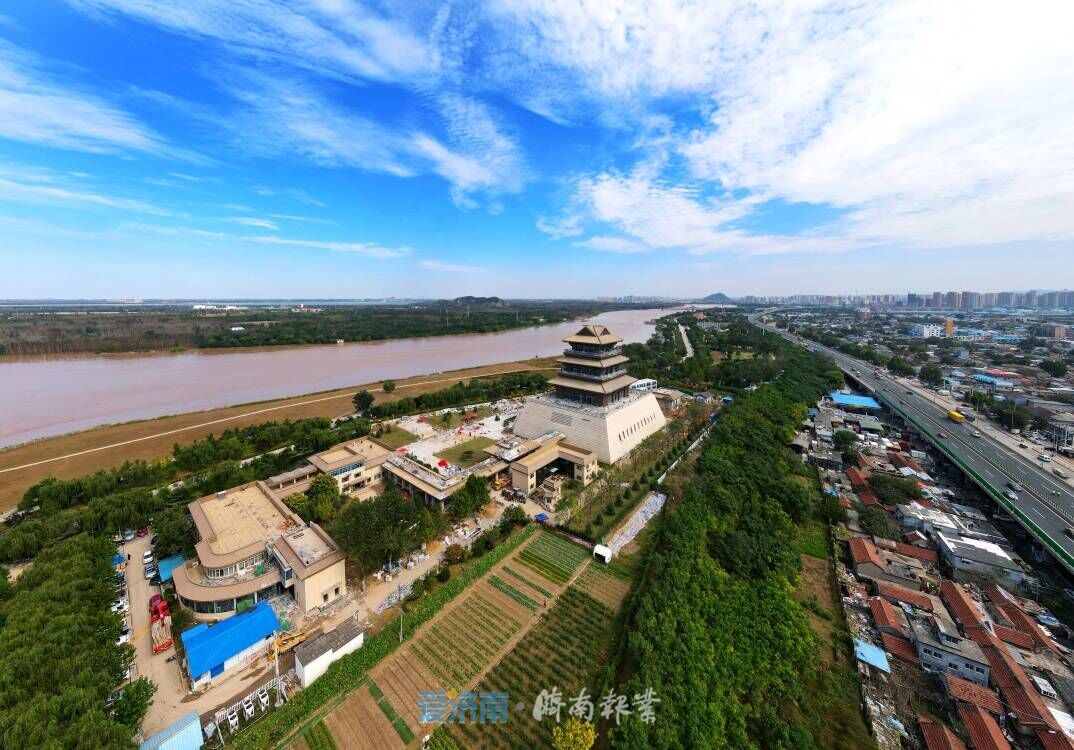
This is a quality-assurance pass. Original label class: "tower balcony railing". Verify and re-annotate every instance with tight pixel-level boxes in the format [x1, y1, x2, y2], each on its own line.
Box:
[558, 367, 627, 382]
[562, 347, 622, 359]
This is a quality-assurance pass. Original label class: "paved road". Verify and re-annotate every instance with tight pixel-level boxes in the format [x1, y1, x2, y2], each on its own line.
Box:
[677, 324, 695, 361]
[752, 314, 1074, 573]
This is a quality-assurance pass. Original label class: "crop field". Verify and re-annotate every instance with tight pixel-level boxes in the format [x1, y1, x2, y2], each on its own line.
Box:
[502, 565, 553, 598]
[408, 588, 527, 688]
[323, 685, 404, 750]
[489, 575, 538, 611]
[515, 533, 589, 585]
[445, 587, 618, 749]
[575, 565, 632, 611]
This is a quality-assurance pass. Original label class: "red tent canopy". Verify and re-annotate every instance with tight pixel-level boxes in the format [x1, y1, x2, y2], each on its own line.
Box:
[397, 447, 408, 452]
[417, 416, 427, 422]
[438, 459, 449, 467]
[464, 413, 478, 419]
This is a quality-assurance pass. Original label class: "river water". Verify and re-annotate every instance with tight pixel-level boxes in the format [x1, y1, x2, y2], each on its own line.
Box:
[0, 307, 674, 448]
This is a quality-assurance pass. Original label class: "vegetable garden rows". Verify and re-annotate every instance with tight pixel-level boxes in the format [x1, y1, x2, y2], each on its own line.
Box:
[515, 532, 590, 584]
[443, 587, 618, 749]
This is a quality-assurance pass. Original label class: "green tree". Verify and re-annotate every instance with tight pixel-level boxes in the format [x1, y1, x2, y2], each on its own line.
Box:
[382, 380, 396, 392]
[307, 474, 341, 524]
[860, 506, 898, 539]
[832, 429, 859, 451]
[150, 505, 194, 558]
[886, 356, 915, 376]
[553, 717, 596, 750]
[449, 474, 489, 519]
[1041, 359, 1068, 377]
[113, 677, 157, 729]
[918, 363, 944, 387]
[283, 492, 311, 522]
[352, 390, 375, 414]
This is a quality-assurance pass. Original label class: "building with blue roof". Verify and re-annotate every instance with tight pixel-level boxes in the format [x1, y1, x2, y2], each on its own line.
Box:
[139, 710, 203, 750]
[829, 392, 882, 410]
[157, 554, 186, 584]
[181, 601, 279, 688]
[854, 638, 891, 674]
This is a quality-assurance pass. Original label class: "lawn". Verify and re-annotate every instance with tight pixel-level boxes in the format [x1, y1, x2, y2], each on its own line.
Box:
[375, 425, 419, 449]
[428, 405, 495, 430]
[435, 436, 495, 468]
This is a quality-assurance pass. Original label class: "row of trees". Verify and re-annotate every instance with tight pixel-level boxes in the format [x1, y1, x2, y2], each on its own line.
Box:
[21, 417, 371, 515]
[363, 372, 549, 419]
[610, 333, 868, 748]
[0, 534, 154, 748]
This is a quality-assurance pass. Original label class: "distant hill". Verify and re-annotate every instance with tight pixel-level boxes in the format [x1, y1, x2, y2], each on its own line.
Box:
[442, 296, 506, 307]
[702, 292, 734, 303]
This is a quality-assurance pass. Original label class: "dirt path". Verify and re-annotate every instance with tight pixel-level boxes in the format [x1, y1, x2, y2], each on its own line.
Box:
[0, 359, 555, 511]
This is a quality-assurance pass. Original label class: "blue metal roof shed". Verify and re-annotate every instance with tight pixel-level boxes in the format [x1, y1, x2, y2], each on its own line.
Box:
[829, 392, 882, 410]
[139, 710, 203, 750]
[181, 601, 279, 680]
[156, 554, 186, 584]
[854, 638, 891, 673]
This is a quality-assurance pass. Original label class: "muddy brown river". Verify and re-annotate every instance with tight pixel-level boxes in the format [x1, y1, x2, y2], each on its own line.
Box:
[0, 308, 675, 448]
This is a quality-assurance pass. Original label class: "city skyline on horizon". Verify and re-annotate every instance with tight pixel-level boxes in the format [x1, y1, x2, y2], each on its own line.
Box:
[1, 3, 1073, 298]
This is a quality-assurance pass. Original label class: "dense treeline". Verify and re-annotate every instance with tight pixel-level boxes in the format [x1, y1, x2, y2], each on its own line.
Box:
[369, 372, 548, 419]
[5, 418, 371, 564]
[0, 535, 149, 749]
[611, 334, 871, 748]
[0, 301, 639, 355]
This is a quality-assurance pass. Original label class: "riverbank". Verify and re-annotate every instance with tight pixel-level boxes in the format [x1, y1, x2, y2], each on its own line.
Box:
[0, 357, 557, 512]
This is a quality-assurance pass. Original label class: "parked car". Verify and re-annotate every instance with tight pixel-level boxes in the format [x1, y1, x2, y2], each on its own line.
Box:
[110, 532, 124, 543]
[972, 430, 982, 438]
[1055, 468, 1069, 479]
[149, 594, 163, 612]
[122, 529, 136, 542]
[1007, 481, 1023, 492]
[136, 527, 149, 538]
[141, 550, 155, 566]
[1066, 528, 1074, 540]
[116, 632, 131, 646]
[144, 564, 158, 580]
[1005, 490, 1019, 502]
[1040, 454, 1053, 463]
[1019, 442, 1029, 448]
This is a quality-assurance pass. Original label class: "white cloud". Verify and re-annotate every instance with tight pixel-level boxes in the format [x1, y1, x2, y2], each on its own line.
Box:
[536, 214, 583, 239]
[521, 0, 1074, 257]
[576, 236, 650, 254]
[226, 216, 278, 230]
[124, 221, 411, 259]
[0, 41, 168, 155]
[418, 259, 480, 273]
[66, 0, 440, 85]
[0, 168, 164, 214]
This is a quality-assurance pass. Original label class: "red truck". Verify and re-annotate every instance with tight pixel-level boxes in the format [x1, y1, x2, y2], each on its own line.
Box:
[149, 596, 174, 654]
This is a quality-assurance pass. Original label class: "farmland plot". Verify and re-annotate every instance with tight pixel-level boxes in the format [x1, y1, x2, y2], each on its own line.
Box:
[445, 587, 618, 749]
[576, 564, 632, 610]
[515, 532, 589, 585]
[324, 685, 403, 750]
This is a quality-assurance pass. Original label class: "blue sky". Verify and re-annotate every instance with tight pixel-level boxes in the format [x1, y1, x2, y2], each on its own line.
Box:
[1, 1, 1073, 299]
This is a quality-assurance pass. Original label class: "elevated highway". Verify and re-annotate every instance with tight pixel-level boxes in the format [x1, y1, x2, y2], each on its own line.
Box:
[751, 314, 1074, 576]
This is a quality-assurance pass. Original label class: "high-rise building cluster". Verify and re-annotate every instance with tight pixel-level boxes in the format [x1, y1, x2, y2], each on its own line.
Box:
[738, 290, 1074, 310]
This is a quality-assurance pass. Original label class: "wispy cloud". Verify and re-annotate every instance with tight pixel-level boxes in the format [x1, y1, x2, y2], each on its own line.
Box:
[575, 236, 650, 254]
[0, 40, 168, 156]
[0, 166, 165, 213]
[124, 221, 410, 260]
[226, 216, 277, 230]
[66, 0, 440, 85]
[418, 259, 480, 273]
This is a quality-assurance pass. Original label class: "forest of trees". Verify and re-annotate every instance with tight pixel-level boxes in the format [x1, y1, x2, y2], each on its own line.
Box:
[0, 301, 642, 355]
[610, 334, 871, 748]
[0, 534, 152, 748]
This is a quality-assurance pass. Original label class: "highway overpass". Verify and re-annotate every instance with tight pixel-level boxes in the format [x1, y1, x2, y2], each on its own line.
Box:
[750, 314, 1074, 577]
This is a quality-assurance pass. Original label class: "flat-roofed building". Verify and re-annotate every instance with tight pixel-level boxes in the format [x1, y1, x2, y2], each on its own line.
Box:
[173, 481, 347, 621]
[307, 438, 391, 500]
[382, 430, 597, 509]
[910, 615, 991, 686]
[937, 533, 1024, 587]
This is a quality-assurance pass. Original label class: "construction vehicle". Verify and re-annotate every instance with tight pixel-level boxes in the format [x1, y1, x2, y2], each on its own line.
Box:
[150, 598, 174, 654]
[947, 410, 966, 424]
[274, 629, 309, 656]
[492, 475, 511, 491]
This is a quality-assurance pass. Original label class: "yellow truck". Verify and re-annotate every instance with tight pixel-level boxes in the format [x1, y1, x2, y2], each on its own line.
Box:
[947, 410, 966, 424]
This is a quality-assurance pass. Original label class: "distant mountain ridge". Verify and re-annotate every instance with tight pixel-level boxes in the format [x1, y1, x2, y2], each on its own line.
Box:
[702, 292, 734, 303]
